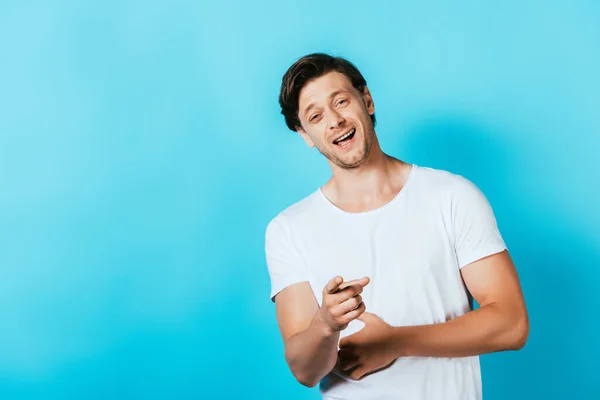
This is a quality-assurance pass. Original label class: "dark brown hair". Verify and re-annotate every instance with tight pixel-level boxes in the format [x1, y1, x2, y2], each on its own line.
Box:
[278, 53, 376, 131]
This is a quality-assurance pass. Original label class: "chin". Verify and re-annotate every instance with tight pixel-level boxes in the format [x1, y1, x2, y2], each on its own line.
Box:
[337, 154, 367, 169]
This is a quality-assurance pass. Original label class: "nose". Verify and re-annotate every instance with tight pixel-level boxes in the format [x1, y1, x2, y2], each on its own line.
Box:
[328, 110, 345, 130]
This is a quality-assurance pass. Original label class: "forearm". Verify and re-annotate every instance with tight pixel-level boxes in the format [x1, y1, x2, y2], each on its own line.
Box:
[392, 303, 529, 358]
[284, 311, 340, 387]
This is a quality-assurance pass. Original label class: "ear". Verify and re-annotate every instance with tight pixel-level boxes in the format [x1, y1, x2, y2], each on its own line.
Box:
[296, 127, 315, 148]
[362, 86, 375, 116]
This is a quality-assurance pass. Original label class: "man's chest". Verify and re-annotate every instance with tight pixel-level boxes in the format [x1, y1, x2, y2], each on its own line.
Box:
[296, 214, 458, 305]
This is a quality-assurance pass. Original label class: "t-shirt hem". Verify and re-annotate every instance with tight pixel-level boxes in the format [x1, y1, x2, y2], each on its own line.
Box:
[270, 276, 310, 302]
[458, 244, 507, 269]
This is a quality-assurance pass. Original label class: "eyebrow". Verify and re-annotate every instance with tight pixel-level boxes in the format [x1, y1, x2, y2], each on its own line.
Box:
[302, 90, 347, 118]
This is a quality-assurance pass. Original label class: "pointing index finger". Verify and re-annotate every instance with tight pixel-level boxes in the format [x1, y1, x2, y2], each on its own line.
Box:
[337, 277, 370, 291]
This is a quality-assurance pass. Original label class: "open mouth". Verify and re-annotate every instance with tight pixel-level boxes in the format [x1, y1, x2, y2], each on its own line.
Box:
[333, 128, 356, 146]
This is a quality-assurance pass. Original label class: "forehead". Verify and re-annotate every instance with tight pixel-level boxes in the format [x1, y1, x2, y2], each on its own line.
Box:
[298, 71, 355, 110]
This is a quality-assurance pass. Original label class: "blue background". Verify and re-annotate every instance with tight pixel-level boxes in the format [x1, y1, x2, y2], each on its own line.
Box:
[1, 1, 599, 399]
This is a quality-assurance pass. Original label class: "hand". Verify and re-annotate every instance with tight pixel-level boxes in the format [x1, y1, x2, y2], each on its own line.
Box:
[318, 276, 370, 334]
[338, 312, 397, 380]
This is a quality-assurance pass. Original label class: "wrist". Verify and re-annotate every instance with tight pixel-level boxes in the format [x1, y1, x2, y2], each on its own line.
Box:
[391, 326, 415, 357]
[314, 308, 336, 338]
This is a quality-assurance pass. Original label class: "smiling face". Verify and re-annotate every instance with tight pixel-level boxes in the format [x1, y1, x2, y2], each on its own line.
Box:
[296, 71, 376, 169]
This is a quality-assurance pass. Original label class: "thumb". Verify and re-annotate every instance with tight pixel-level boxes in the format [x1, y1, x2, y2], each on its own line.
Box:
[358, 312, 375, 323]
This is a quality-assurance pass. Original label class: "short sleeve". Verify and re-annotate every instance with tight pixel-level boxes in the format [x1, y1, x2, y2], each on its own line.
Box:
[451, 177, 507, 269]
[265, 215, 309, 302]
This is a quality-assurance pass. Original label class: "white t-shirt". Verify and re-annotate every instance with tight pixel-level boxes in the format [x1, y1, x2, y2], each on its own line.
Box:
[264, 164, 507, 400]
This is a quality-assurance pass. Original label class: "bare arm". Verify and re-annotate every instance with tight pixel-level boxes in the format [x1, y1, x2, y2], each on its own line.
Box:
[275, 283, 337, 387]
[338, 251, 529, 380]
[275, 276, 369, 387]
[392, 250, 529, 357]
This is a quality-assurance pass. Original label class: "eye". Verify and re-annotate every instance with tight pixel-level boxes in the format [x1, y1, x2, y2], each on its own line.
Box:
[336, 98, 348, 106]
[310, 114, 320, 122]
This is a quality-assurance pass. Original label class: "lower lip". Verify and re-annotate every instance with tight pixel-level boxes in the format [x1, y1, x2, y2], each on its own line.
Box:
[335, 133, 356, 150]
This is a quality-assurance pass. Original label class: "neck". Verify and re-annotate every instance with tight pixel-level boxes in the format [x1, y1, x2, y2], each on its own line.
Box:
[323, 136, 411, 212]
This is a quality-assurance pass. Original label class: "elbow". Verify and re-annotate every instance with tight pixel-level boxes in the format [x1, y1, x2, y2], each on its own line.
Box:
[290, 365, 328, 388]
[284, 340, 337, 388]
[507, 314, 529, 351]
[285, 354, 327, 389]
[297, 375, 319, 388]
[289, 365, 320, 388]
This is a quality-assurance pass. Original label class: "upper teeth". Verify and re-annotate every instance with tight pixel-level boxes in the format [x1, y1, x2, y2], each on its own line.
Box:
[335, 129, 354, 143]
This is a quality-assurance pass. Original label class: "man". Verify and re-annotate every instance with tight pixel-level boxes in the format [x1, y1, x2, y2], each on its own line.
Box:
[264, 53, 529, 400]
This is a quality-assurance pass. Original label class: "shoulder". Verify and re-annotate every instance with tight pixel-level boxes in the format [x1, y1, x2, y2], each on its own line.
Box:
[265, 189, 322, 239]
[413, 165, 480, 197]
[411, 165, 493, 216]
